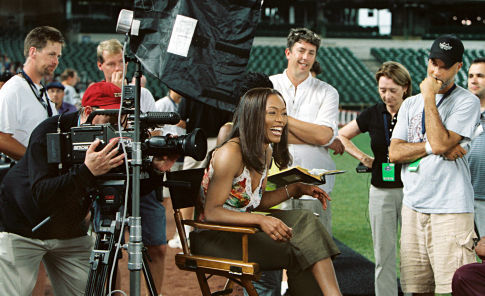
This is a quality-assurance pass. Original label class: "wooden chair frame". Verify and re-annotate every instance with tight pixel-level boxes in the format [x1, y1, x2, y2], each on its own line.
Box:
[167, 168, 261, 296]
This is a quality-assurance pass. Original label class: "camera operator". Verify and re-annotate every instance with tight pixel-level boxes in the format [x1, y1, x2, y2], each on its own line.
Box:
[0, 81, 175, 296]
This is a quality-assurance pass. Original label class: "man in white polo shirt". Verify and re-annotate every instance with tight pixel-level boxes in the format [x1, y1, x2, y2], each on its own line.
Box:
[270, 27, 342, 235]
[0, 26, 62, 161]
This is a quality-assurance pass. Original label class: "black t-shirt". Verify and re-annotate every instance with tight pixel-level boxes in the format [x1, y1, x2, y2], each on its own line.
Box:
[356, 103, 403, 188]
[178, 98, 233, 137]
[0, 112, 97, 239]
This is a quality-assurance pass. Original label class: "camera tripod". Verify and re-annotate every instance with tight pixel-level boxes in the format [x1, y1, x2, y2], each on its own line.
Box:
[84, 181, 158, 296]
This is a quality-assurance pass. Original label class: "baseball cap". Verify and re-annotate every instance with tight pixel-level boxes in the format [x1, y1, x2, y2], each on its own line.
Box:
[46, 81, 65, 91]
[429, 34, 464, 69]
[82, 82, 122, 109]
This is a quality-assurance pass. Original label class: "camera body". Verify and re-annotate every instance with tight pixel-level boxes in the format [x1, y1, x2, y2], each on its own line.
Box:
[46, 111, 207, 168]
[47, 123, 129, 165]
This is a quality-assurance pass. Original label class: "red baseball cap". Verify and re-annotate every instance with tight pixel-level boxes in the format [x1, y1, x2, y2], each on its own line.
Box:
[82, 82, 122, 109]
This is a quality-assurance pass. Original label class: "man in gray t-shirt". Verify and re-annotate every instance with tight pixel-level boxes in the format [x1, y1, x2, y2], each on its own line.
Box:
[389, 35, 480, 295]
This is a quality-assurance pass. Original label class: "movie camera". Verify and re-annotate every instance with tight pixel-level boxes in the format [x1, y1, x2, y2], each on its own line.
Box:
[45, 85, 207, 171]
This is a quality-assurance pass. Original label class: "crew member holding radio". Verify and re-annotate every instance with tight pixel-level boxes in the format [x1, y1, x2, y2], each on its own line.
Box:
[0, 82, 175, 296]
[339, 61, 412, 296]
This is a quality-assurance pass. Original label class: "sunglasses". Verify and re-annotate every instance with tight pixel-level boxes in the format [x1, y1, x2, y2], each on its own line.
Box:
[290, 29, 319, 39]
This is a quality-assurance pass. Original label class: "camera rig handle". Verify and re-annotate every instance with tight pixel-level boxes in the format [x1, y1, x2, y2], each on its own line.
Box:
[85, 109, 180, 127]
[85, 109, 131, 124]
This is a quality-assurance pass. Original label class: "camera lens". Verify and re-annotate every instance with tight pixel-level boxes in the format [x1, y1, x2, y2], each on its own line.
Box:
[144, 128, 207, 161]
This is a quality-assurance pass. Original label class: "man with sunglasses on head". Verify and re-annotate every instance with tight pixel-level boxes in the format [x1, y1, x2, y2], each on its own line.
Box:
[270, 27, 342, 238]
[266, 27, 343, 296]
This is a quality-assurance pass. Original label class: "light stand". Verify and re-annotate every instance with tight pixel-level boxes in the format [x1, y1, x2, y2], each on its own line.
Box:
[116, 10, 143, 295]
[128, 58, 143, 296]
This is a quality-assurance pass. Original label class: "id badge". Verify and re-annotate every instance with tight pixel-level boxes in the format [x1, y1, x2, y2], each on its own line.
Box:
[408, 158, 421, 172]
[382, 163, 395, 182]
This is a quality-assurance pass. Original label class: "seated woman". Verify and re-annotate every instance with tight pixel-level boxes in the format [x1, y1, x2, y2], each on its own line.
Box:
[190, 88, 342, 296]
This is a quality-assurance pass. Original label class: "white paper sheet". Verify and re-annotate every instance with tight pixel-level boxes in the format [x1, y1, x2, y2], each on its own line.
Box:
[167, 15, 198, 57]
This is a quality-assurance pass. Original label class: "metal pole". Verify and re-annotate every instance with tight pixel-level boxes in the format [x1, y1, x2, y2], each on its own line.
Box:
[129, 59, 143, 296]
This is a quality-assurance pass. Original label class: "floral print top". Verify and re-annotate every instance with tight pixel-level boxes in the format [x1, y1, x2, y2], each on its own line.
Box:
[200, 161, 267, 216]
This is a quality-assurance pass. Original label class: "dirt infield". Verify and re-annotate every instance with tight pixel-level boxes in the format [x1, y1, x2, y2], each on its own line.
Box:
[43, 198, 244, 295]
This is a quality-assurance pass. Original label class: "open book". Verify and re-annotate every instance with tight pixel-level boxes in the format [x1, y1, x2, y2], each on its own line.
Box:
[267, 166, 345, 189]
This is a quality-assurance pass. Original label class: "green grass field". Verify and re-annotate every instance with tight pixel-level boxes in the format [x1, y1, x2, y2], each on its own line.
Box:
[331, 133, 375, 261]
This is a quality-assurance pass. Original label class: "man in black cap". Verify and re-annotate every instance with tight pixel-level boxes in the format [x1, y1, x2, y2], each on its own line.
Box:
[389, 35, 480, 295]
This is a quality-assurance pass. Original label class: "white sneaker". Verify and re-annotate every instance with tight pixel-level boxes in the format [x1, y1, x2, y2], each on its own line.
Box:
[168, 234, 183, 249]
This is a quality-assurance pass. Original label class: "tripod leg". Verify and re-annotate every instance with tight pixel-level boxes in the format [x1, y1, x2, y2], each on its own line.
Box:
[85, 234, 104, 296]
[142, 249, 158, 296]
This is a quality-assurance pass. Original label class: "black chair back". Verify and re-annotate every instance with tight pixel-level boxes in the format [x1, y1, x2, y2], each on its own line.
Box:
[166, 168, 205, 210]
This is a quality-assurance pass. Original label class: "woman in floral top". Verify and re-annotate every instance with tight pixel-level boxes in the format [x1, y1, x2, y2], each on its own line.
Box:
[190, 88, 342, 296]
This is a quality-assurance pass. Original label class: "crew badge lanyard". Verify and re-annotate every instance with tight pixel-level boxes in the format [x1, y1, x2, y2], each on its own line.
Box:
[382, 111, 398, 181]
[408, 84, 457, 172]
[168, 94, 178, 111]
[20, 69, 53, 117]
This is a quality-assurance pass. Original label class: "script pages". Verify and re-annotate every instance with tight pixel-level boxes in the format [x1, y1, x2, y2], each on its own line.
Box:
[267, 166, 345, 189]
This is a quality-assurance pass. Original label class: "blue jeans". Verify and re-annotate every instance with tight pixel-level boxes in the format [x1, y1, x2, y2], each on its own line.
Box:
[244, 270, 282, 296]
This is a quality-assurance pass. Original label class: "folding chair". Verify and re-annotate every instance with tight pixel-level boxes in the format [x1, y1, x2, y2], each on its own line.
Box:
[166, 168, 261, 296]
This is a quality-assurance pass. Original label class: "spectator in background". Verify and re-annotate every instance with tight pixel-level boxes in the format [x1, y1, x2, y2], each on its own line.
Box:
[97, 39, 156, 112]
[2, 55, 11, 73]
[270, 28, 344, 294]
[0, 71, 13, 89]
[389, 35, 479, 295]
[0, 25, 62, 160]
[466, 57, 485, 238]
[94, 38, 166, 294]
[60, 68, 81, 107]
[339, 61, 412, 296]
[155, 89, 186, 200]
[42, 72, 56, 85]
[310, 60, 323, 77]
[12, 61, 23, 74]
[0, 25, 64, 296]
[131, 74, 147, 88]
[46, 81, 77, 114]
[155, 89, 185, 140]
[270, 27, 342, 235]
